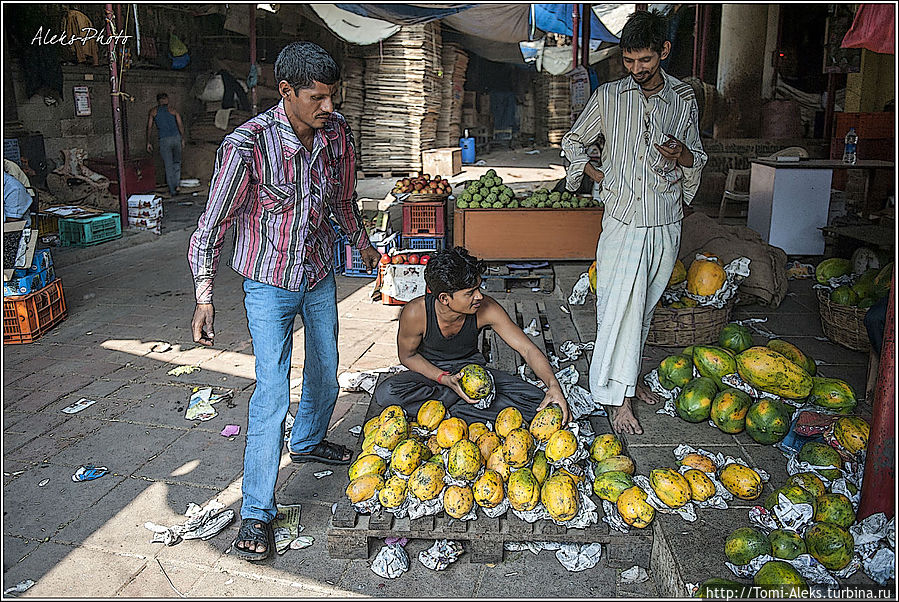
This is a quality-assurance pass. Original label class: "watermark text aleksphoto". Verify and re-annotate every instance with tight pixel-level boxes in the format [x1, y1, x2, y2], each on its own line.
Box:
[31, 26, 132, 47]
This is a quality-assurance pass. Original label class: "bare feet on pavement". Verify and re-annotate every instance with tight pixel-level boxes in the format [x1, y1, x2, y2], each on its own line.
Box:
[611, 398, 643, 435]
[635, 379, 659, 405]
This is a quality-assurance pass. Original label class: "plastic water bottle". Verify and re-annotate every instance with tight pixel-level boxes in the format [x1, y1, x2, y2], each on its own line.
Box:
[842, 127, 858, 165]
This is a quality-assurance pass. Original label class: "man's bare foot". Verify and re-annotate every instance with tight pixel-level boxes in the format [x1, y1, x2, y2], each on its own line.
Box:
[611, 398, 643, 435]
[635, 379, 659, 405]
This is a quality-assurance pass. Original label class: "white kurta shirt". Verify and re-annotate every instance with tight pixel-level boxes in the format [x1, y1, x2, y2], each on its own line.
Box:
[562, 70, 707, 227]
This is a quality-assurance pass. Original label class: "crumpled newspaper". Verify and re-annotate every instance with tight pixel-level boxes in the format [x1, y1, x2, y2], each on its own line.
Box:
[481, 496, 511, 519]
[3, 580, 35, 596]
[769, 494, 815, 532]
[719, 373, 787, 405]
[851, 513, 895, 586]
[168, 364, 200, 376]
[473, 370, 496, 411]
[144, 500, 235, 546]
[523, 318, 540, 337]
[785, 260, 815, 280]
[558, 340, 594, 363]
[601, 499, 630, 534]
[371, 542, 409, 579]
[633, 474, 697, 522]
[684, 256, 751, 309]
[510, 501, 551, 523]
[785, 454, 844, 487]
[726, 553, 841, 588]
[516, 364, 605, 420]
[621, 565, 650, 584]
[542, 422, 589, 470]
[352, 494, 381, 515]
[504, 541, 603, 572]
[734, 317, 779, 340]
[418, 539, 464, 571]
[568, 272, 591, 305]
[555, 542, 603, 572]
[338, 365, 407, 394]
[814, 274, 854, 292]
[406, 494, 443, 520]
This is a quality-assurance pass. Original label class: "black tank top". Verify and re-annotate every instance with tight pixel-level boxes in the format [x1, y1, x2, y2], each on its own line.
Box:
[419, 292, 481, 363]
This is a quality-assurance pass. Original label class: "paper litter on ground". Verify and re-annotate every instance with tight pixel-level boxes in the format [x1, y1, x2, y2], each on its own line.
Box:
[168, 365, 201, 376]
[273, 504, 304, 555]
[621, 565, 650, 584]
[144, 500, 235, 546]
[220, 425, 240, 437]
[418, 539, 464, 571]
[338, 365, 407, 394]
[568, 273, 591, 305]
[61, 398, 97, 414]
[185, 387, 233, 421]
[371, 543, 409, 578]
[3, 580, 35, 596]
[313, 470, 333, 479]
[523, 318, 540, 336]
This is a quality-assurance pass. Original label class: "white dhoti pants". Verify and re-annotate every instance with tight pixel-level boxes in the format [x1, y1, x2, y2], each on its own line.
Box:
[590, 216, 681, 407]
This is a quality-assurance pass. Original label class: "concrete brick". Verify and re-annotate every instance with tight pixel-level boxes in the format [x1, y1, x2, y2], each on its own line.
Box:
[1, 542, 146, 597]
[53, 422, 187, 474]
[135, 430, 244, 489]
[2, 462, 127, 540]
[5, 416, 106, 462]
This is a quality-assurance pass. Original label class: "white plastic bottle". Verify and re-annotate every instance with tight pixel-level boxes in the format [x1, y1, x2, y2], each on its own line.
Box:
[842, 127, 858, 165]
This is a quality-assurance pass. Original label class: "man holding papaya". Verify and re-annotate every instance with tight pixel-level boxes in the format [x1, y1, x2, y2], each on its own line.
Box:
[561, 9, 707, 434]
[373, 246, 570, 425]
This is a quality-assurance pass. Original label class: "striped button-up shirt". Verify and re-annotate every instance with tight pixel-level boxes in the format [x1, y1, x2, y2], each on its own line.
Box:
[187, 100, 371, 303]
[562, 70, 707, 227]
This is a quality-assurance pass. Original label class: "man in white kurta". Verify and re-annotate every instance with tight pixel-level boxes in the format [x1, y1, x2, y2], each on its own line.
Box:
[562, 10, 707, 434]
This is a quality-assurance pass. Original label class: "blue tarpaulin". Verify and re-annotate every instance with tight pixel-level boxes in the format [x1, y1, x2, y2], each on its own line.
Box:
[532, 4, 619, 42]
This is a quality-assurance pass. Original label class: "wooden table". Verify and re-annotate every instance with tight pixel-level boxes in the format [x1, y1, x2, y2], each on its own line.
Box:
[747, 158, 894, 255]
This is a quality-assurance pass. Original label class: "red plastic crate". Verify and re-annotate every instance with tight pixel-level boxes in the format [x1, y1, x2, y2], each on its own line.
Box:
[402, 201, 446, 236]
[3, 279, 67, 344]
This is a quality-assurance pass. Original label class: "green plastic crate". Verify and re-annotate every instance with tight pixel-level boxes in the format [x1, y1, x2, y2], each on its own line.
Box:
[58, 213, 123, 247]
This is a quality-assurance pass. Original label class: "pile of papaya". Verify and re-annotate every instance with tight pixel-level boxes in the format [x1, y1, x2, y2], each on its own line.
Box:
[657, 322, 860, 446]
[817, 257, 892, 310]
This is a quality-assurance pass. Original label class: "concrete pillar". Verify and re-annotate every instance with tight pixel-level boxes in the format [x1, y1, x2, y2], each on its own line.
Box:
[845, 49, 896, 113]
[760, 5, 780, 100]
[714, 4, 769, 138]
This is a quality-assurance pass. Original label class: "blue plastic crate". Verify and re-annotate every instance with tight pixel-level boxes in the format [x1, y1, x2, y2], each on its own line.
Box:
[398, 235, 445, 253]
[59, 213, 122, 247]
[333, 234, 347, 274]
[343, 233, 399, 277]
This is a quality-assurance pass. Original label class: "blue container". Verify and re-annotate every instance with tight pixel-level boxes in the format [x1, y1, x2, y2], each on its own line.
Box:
[460, 137, 476, 164]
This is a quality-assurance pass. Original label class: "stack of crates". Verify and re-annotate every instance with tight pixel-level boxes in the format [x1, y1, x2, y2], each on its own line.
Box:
[331, 220, 346, 275]
[127, 195, 163, 234]
[4, 249, 67, 344]
[344, 232, 399, 277]
[401, 199, 447, 254]
[58, 212, 122, 247]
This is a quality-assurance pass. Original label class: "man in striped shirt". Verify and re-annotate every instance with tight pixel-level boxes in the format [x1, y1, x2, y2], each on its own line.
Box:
[187, 42, 381, 561]
[562, 10, 707, 435]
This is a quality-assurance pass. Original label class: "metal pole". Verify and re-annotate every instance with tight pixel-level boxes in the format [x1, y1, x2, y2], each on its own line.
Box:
[858, 271, 895, 520]
[824, 73, 837, 141]
[105, 4, 128, 227]
[116, 4, 130, 160]
[699, 4, 711, 81]
[571, 4, 579, 73]
[692, 4, 701, 78]
[249, 4, 258, 115]
[581, 4, 591, 68]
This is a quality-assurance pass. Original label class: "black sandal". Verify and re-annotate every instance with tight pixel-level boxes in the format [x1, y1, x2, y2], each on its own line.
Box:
[232, 518, 274, 562]
[289, 439, 352, 466]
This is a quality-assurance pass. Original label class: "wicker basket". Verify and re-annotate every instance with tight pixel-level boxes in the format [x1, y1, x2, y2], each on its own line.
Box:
[645, 302, 733, 347]
[816, 288, 871, 352]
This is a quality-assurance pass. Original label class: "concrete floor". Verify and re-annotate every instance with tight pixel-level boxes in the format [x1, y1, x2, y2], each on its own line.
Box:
[4, 145, 889, 597]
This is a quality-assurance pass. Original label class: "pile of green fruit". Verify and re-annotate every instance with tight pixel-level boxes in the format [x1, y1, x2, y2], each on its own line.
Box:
[521, 188, 601, 209]
[455, 170, 518, 209]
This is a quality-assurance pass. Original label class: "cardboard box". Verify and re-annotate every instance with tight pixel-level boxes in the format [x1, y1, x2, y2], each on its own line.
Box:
[421, 147, 462, 178]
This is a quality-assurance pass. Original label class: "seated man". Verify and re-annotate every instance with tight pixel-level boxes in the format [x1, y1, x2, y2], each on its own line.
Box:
[373, 246, 570, 425]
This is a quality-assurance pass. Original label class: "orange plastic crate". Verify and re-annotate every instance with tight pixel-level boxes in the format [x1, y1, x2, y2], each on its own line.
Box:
[3, 279, 67, 344]
[402, 201, 446, 236]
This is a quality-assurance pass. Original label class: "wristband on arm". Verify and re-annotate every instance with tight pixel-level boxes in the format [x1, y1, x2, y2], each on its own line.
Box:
[436, 371, 450, 384]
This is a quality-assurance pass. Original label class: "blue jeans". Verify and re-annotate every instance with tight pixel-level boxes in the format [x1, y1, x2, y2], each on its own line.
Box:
[158, 135, 182, 195]
[241, 272, 339, 522]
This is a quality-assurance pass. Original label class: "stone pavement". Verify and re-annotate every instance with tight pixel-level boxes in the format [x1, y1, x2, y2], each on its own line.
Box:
[3, 188, 641, 596]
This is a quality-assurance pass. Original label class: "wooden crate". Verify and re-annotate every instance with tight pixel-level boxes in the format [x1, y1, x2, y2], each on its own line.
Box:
[421, 147, 462, 177]
[454, 208, 603, 261]
[326, 299, 650, 564]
